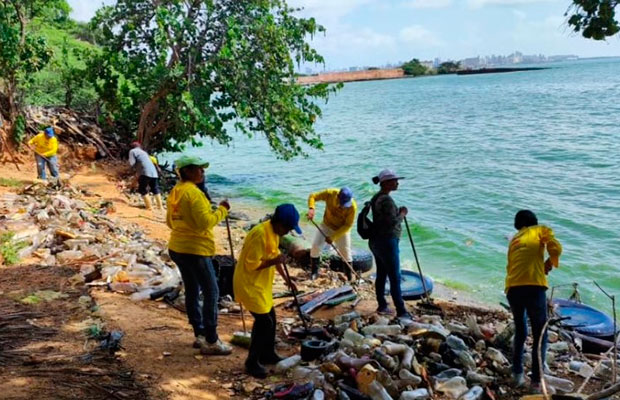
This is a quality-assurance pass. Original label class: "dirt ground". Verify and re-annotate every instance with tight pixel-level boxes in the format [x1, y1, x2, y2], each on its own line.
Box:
[0, 160, 403, 399]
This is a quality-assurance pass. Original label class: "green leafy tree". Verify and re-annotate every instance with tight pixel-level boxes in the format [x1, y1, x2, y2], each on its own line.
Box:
[0, 0, 67, 133]
[402, 58, 428, 77]
[437, 61, 461, 74]
[567, 0, 620, 39]
[91, 0, 340, 159]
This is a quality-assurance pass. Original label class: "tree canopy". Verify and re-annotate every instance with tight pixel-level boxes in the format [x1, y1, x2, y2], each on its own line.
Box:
[437, 61, 461, 75]
[402, 59, 429, 77]
[89, 0, 339, 159]
[0, 0, 69, 132]
[567, 0, 620, 39]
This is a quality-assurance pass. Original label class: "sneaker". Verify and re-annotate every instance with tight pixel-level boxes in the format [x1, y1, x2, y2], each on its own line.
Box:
[245, 360, 267, 379]
[512, 372, 526, 387]
[199, 339, 233, 355]
[193, 335, 205, 349]
[397, 312, 413, 320]
[377, 307, 394, 315]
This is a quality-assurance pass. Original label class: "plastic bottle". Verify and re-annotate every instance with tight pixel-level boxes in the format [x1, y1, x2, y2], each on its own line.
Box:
[456, 350, 476, 370]
[485, 347, 508, 365]
[435, 376, 468, 399]
[446, 335, 468, 351]
[367, 381, 393, 400]
[335, 311, 361, 324]
[109, 282, 138, 293]
[372, 349, 398, 371]
[434, 368, 463, 382]
[275, 355, 302, 374]
[543, 375, 575, 393]
[460, 386, 483, 400]
[569, 360, 594, 378]
[465, 370, 495, 385]
[343, 328, 365, 346]
[399, 389, 429, 400]
[130, 288, 155, 301]
[362, 325, 403, 336]
[398, 369, 422, 385]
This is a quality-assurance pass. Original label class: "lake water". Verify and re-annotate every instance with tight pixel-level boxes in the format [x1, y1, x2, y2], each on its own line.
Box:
[167, 58, 620, 311]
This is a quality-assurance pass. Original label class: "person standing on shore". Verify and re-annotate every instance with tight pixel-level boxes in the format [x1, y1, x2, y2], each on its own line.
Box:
[369, 169, 412, 320]
[166, 155, 232, 356]
[128, 141, 163, 210]
[27, 127, 59, 180]
[506, 209, 562, 391]
[233, 204, 302, 379]
[307, 187, 357, 280]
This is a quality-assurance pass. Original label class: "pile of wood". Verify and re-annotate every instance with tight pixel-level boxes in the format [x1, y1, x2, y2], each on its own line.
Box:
[24, 106, 120, 159]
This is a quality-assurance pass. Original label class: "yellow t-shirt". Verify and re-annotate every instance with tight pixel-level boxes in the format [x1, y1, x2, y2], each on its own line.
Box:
[166, 181, 227, 256]
[28, 132, 58, 158]
[308, 188, 357, 241]
[233, 220, 281, 314]
[505, 225, 562, 292]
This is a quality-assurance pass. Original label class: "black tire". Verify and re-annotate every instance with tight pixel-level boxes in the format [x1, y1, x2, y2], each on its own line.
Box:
[328, 249, 373, 273]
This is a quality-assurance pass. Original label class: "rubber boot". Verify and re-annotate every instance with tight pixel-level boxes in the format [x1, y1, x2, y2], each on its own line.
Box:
[142, 195, 152, 210]
[154, 193, 164, 210]
[310, 257, 319, 280]
[344, 262, 353, 281]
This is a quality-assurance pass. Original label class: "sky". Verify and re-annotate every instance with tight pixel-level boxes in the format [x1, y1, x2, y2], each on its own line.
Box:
[68, 0, 620, 70]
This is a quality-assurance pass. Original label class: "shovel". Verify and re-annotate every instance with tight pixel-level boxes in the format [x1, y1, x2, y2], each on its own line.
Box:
[225, 216, 251, 348]
[404, 216, 443, 315]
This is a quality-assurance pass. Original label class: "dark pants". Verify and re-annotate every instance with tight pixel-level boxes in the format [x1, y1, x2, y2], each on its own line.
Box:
[169, 250, 219, 343]
[247, 308, 277, 364]
[507, 285, 548, 383]
[370, 237, 406, 315]
[138, 175, 160, 195]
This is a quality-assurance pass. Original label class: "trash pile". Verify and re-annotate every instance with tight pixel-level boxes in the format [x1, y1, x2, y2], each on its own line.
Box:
[0, 182, 181, 300]
[255, 304, 619, 400]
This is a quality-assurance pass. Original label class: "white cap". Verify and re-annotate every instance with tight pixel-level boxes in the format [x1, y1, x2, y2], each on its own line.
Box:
[376, 169, 405, 183]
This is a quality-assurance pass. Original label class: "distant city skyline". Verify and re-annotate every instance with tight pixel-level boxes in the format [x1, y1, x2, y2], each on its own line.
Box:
[68, 0, 620, 70]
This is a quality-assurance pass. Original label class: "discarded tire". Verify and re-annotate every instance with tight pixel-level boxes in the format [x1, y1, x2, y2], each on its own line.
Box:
[328, 249, 373, 273]
[301, 339, 332, 361]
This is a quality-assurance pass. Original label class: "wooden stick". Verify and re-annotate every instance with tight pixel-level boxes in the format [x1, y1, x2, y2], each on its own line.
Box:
[225, 216, 246, 333]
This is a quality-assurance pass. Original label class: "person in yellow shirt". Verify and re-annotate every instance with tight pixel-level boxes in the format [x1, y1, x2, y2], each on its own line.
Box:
[27, 127, 59, 180]
[505, 209, 562, 391]
[233, 204, 301, 379]
[166, 155, 232, 356]
[307, 187, 357, 280]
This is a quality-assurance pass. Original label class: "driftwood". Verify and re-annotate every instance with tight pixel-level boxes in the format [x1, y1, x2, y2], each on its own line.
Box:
[24, 106, 118, 159]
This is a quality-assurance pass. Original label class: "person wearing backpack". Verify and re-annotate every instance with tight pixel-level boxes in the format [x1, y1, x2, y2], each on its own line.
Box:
[367, 169, 412, 319]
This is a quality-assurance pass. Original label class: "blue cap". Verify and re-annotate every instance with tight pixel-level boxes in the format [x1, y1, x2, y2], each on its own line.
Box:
[44, 127, 55, 137]
[338, 187, 353, 208]
[273, 204, 302, 234]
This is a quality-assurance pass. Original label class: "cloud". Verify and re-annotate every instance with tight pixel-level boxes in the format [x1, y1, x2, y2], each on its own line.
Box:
[512, 9, 527, 19]
[402, 0, 453, 8]
[468, 0, 558, 8]
[67, 0, 114, 22]
[399, 25, 443, 47]
[288, 0, 376, 23]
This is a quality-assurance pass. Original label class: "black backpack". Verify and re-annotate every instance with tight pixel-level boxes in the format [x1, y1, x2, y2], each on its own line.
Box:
[357, 194, 379, 240]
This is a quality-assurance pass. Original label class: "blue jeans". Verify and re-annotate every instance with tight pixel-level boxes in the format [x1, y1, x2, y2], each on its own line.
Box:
[169, 250, 219, 343]
[370, 237, 406, 315]
[507, 285, 548, 383]
[35, 154, 59, 180]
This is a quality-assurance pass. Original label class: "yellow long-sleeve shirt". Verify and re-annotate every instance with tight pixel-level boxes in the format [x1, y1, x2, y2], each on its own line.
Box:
[166, 181, 227, 256]
[505, 225, 562, 292]
[308, 188, 357, 241]
[233, 220, 281, 314]
[28, 133, 58, 158]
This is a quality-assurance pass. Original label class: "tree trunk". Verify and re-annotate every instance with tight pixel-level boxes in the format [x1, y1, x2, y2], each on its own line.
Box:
[137, 88, 170, 150]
